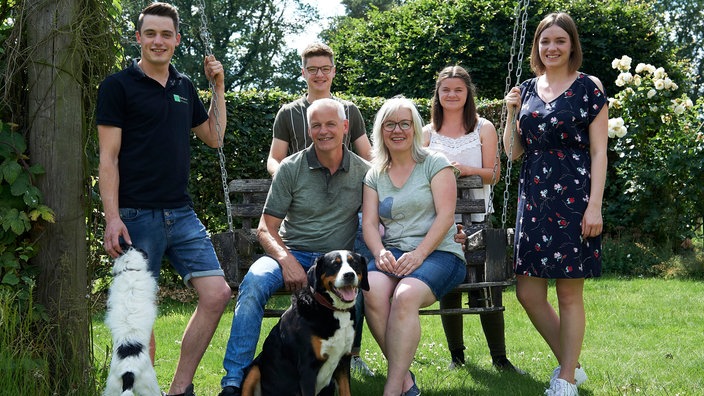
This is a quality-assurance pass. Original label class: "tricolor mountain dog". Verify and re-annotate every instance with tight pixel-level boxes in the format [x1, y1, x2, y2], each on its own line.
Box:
[241, 250, 369, 396]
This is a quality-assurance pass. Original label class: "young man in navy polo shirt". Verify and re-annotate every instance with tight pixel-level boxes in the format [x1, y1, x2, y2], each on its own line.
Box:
[96, 3, 231, 395]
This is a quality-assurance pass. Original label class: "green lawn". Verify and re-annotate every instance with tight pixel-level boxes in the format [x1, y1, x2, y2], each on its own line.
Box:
[92, 277, 704, 395]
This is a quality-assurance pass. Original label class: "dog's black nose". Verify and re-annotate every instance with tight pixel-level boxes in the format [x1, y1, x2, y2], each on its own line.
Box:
[343, 272, 356, 283]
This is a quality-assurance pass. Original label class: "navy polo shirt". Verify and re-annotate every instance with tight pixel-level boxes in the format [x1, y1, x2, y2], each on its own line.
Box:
[96, 60, 209, 208]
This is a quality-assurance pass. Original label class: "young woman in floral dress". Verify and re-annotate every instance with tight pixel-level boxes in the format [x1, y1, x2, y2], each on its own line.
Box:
[504, 12, 608, 396]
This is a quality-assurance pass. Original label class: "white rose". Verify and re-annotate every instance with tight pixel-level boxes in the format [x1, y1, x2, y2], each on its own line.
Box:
[647, 89, 657, 99]
[654, 79, 665, 90]
[612, 58, 620, 70]
[615, 125, 628, 138]
[633, 75, 642, 86]
[635, 63, 646, 73]
[650, 105, 659, 112]
[673, 104, 685, 115]
[654, 67, 666, 80]
[619, 56, 632, 70]
[685, 98, 693, 108]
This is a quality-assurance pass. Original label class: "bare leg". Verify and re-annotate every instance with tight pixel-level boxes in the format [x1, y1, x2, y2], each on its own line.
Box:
[555, 278, 585, 383]
[516, 275, 585, 384]
[515, 276, 561, 361]
[363, 273, 396, 355]
[167, 276, 231, 394]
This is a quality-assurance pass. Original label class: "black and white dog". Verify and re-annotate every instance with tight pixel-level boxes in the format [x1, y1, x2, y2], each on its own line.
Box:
[103, 245, 160, 396]
[241, 250, 369, 396]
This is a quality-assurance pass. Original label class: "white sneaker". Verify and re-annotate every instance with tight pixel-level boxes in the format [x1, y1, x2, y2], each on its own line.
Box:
[551, 365, 587, 386]
[351, 355, 374, 377]
[545, 378, 578, 396]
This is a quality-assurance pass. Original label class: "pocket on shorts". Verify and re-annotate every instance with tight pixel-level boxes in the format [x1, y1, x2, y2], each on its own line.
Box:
[119, 207, 140, 221]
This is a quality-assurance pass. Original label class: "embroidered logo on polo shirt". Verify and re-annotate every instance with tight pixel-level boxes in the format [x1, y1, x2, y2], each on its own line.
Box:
[173, 94, 188, 104]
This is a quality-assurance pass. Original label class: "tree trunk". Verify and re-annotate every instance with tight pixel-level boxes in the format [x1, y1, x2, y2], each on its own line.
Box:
[26, 0, 90, 391]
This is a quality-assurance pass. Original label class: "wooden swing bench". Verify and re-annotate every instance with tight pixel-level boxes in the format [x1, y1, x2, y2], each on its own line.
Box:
[212, 176, 515, 318]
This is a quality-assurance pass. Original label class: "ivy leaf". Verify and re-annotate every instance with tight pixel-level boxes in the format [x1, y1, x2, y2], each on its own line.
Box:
[0, 252, 20, 269]
[23, 185, 42, 207]
[28, 205, 55, 223]
[9, 172, 31, 197]
[1, 161, 22, 184]
[2, 271, 20, 286]
[1, 208, 31, 235]
[27, 163, 46, 176]
[0, 126, 26, 158]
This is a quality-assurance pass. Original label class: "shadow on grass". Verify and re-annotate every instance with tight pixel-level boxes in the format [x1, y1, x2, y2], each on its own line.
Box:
[351, 362, 596, 396]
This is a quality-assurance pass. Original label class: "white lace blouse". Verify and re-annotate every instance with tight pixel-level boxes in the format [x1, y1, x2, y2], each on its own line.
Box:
[425, 117, 493, 223]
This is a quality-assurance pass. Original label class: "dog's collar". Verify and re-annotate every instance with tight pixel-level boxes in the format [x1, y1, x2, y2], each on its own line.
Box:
[310, 286, 347, 312]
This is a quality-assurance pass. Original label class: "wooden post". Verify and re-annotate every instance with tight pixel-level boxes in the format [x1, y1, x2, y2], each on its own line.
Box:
[26, 0, 89, 387]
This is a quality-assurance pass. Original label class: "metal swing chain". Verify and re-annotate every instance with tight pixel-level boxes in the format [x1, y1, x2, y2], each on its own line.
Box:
[492, 0, 530, 229]
[504, 0, 530, 228]
[196, 0, 233, 233]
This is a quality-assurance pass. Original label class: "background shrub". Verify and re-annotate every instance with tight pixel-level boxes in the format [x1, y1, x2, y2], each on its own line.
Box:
[324, 0, 678, 100]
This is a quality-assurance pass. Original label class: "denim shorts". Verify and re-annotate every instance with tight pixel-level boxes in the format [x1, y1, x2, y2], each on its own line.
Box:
[118, 206, 224, 286]
[368, 248, 466, 299]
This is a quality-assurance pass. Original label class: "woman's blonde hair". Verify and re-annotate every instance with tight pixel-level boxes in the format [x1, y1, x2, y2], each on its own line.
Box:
[370, 96, 427, 172]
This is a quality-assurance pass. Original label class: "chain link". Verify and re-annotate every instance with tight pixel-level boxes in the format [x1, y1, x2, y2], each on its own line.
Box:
[490, 0, 530, 229]
[196, 0, 233, 233]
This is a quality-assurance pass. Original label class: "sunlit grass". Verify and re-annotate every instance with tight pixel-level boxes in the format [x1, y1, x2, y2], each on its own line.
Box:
[92, 277, 704, 395]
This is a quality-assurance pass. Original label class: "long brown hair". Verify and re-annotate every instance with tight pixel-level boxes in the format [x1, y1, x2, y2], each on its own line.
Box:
[430, 65, 477, 134]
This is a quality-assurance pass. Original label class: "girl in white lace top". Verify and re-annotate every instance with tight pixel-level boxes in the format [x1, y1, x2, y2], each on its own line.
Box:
[422, 65, 524, 374]
[422, 67, 500, 223]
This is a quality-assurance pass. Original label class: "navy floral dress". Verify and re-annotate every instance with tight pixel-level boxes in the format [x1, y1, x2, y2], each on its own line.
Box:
[513, 73, 607, 278]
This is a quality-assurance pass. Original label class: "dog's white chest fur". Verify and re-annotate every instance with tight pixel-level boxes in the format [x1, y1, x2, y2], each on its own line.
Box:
[316, 311, 354, 394]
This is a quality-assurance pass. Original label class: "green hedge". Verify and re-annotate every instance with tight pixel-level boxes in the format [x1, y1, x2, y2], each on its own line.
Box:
[190, 90, 509, 233]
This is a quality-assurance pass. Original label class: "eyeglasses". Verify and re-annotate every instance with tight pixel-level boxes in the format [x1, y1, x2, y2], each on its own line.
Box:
[382, 120, 413, 132]
[305, 65, 333, 75]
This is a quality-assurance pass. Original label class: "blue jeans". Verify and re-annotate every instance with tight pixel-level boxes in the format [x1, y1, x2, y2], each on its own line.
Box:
[118, 206, 224, 285]
[221, 250, 322, 388]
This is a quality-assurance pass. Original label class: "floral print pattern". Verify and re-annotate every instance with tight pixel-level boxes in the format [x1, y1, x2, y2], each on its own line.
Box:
[513, 74, 606, 278]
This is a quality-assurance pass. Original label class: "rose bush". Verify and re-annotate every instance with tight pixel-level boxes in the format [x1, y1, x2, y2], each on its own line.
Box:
[605, 55, 703, 248]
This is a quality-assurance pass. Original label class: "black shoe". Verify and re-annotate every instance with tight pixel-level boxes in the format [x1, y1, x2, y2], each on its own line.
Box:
[218, 386, 242, 396]
[493, 356, 526, 375]
[448, 347, 466, 369]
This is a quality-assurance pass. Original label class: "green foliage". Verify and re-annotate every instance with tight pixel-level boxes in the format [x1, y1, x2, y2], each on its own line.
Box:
[119, 0, 318, 92]
[0, 122, 54, 304]
[605, 56, 704, 248]
[341, 0, 403, 18]
[602, 235, 669, 277]
[324, 0, 677, 100]
[653, 0, 704, 96]
[0, 290, 53, 396]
